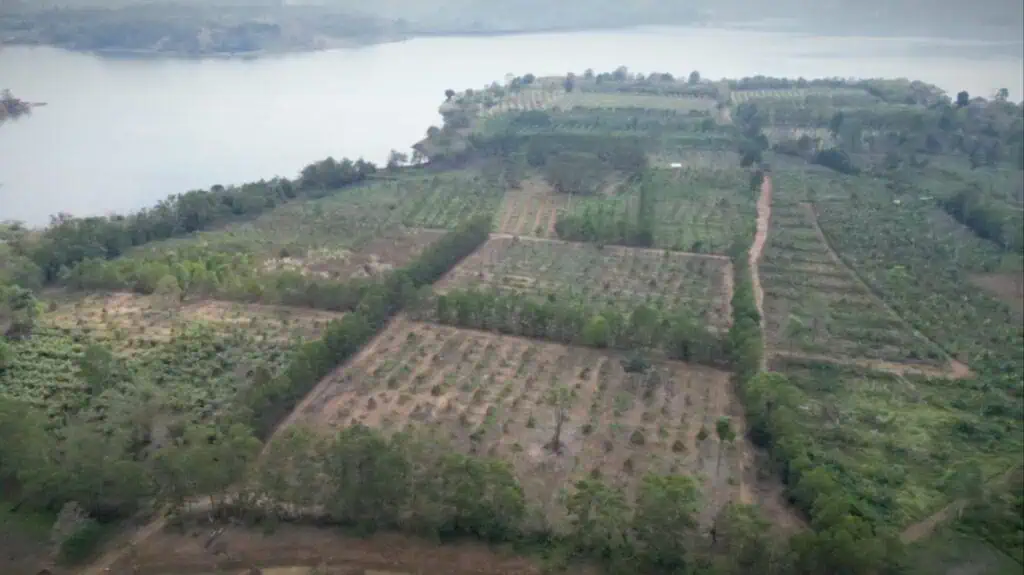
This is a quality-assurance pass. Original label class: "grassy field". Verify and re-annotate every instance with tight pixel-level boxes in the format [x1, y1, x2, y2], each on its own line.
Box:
[769, 356, 1022, 529]
[293, 318, 743, 526]
[437, 236, 733, 331]
[761, 171, 947, 369]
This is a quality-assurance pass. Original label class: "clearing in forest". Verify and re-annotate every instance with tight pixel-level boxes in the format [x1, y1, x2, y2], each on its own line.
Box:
[769, 356, 1023, 530]
[759, 178, 948, 371]
[293, 319, 744, 527]
[495, 178, 566, 238]
[438, 236, 733, 331]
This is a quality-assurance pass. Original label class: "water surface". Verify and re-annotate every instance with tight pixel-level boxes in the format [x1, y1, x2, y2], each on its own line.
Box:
[1, 26, 1021, 225]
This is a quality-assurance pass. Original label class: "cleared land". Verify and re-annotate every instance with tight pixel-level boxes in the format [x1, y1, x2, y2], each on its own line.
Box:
[294, 318, 744, 526]
[495, 178, 566, 238]
[438, 236, 733, 331]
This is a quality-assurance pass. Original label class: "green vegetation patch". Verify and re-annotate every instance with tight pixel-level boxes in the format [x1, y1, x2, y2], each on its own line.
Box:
[769, 357, 1023, 528]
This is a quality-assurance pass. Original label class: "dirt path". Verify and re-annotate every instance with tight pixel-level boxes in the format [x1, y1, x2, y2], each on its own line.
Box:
[771, 350, 962, 379]
[749, 175, 773, 370]
[801, 203, 972, 379]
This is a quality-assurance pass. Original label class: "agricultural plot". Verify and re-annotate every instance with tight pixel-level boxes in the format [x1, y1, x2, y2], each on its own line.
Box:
[730, 87, 873, 104]
[481, 86, 567, 117]
[396, 171, 505, 230]
[770, 356, 1022, 528]
[760, 172, 946, 368]
[121, 171, 494, 282]
[495, 178, 566, 238]
[649, 150, 740, 170]
[1, 293, 343, 421]
[558, 91, 717, 113]
[438, 236, 732, 331]
[45, 292, 344, 346]
[808, 173, 1022, 368]
[646, 167, 756, 254]
[295, 319, 744, 526]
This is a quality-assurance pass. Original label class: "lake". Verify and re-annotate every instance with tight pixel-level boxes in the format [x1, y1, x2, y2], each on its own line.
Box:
[1, 26, 1022, 226]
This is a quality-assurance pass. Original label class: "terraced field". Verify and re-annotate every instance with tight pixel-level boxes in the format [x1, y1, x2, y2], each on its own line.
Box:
[437, 236, 733, 331]
[292, 318, 744, 526]
[760, 171, 948, 372]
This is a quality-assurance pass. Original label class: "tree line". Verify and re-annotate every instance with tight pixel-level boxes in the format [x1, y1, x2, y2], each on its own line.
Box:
[420, 286, 727, 367]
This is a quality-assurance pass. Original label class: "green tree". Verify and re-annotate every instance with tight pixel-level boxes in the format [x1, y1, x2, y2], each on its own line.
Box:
[633, 473, 701, 568]
[324, 425, 410, 531]
[581, 314, 611, 348]
[546, 385, 573, 453]
[715, 416, 735, 479]
[565, 477, 629, 558]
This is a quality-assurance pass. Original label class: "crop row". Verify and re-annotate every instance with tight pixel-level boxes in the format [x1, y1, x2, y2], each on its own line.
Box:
[299, 318, 742, 524]
[438, 236, 733, 330]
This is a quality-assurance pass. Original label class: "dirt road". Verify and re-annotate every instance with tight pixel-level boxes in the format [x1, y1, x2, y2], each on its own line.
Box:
[750, 175, 772, 370]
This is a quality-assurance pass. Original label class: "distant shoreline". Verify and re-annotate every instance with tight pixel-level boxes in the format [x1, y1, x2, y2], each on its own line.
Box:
[4, 18, 1021, 61]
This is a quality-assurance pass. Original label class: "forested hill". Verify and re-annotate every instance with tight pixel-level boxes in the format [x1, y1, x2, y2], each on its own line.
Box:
[4, 0, 1020, 57]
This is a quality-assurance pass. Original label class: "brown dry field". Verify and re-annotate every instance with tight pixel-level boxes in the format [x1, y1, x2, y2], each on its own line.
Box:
[109, 523, 595, 575]
[45, 292, 346, 347]
[263, 228, 446, 281]
[437, 236, 733, 332]
[289, 317, 745, 527]
[495, 179, 565, 239]
[970, 272, 1024, 314]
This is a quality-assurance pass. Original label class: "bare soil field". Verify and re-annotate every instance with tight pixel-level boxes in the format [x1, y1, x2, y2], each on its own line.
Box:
[109, 523, 594, 575]
[263, 228, 446, 281]
[495, 179, 565, 238]
[291, 318, 744, 527]
[46, 292, 346, 348]
[438, 236, 733, 331]
[970, 272, 1024, 314]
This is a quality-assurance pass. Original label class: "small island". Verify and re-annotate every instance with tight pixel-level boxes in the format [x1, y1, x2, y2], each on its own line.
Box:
[0, 90, 36, 122]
